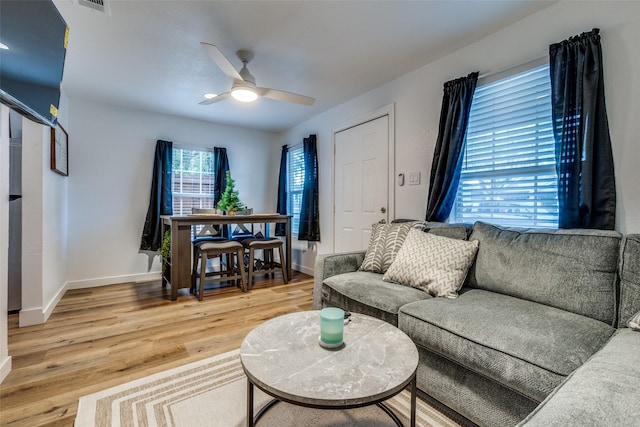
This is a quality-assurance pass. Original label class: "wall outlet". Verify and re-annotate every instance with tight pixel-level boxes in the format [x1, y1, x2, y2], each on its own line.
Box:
[409, 172, 421, 185]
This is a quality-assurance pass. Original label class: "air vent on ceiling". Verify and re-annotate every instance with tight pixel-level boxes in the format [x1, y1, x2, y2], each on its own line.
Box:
[74, 0, 111, 15]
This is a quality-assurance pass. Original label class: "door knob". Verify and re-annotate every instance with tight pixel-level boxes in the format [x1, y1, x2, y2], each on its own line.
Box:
[380, 207, 387, 214]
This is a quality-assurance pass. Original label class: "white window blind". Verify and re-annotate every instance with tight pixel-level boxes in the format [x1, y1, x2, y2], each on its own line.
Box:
[171, 147, 215, 216]
[451, 64, 559, 228]
[287, 145, 305, 235]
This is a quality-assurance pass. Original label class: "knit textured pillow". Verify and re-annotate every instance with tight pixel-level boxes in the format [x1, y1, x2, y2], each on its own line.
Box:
[359, 222, 414, 273]
[383, 228, 479, 298]
[628, 311, 640, 331]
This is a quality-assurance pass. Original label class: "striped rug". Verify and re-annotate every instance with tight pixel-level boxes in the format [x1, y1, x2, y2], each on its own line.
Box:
[75, 349, 462, 427]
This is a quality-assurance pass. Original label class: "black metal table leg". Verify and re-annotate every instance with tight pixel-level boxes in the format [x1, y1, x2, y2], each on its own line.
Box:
[377, 402, 404, 426]
[410, 375, 417, 427]
[247, 378, 254, 427]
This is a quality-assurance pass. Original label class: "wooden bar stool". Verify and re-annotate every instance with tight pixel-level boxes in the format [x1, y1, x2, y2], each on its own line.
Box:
[191, 236, 228, 292]
[242, 238, 288, 290]
[193, 240, 247, 300]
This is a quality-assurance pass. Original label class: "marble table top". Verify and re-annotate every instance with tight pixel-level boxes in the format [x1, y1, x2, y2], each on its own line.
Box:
[240, 310, 418, 407]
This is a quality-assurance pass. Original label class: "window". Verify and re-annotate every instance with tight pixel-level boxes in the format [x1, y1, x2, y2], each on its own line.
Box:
[287, 145, 305, 235]
[171, 147, 215, 216]
[451, 63, 559, 228]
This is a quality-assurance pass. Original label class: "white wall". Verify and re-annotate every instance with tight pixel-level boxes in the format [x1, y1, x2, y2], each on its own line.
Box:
[0, 105, 11, 382]
[275, 0, 640, 273]
[65, 99, 276, 287]
[19, 92, 69, 327]
[20, 119, 47, 325]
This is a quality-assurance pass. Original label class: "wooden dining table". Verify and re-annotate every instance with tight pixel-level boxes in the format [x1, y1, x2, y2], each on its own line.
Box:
[161, 213, 292, 301]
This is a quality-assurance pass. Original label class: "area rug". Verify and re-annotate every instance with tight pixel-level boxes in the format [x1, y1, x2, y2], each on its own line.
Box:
[75, 349, 462, 427]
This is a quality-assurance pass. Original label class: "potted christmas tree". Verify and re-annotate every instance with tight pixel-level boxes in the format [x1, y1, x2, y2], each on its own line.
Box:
[217, 171, 245, 215]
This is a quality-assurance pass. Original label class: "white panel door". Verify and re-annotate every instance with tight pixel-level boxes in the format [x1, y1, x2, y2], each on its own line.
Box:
[334, 115, 389, 253]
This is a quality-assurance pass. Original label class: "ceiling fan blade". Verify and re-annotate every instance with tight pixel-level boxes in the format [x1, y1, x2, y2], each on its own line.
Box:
[257, 87, 315, 106]
[200, 42, 243, 81]
[198, 92, 231, 105]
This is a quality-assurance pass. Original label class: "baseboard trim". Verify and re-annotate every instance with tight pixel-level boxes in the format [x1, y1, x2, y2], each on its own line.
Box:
[292, 263, 314, 276]
[66, 272, 163, 290]
[19, 280, 74, 326]
[0, 355, 11, 384]
[43, 281, 69, 321]
[19, 307, 46, 327]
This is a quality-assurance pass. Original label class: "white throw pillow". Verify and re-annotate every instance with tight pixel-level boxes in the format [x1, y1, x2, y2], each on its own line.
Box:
[383, 228, 479, 298]
[628, 311, 640, 331]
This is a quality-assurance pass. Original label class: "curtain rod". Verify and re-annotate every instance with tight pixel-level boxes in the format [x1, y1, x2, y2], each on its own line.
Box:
[478, 53, 548, 81]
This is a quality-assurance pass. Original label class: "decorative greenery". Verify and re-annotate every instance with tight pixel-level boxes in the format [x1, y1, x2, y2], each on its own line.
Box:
[216, 170, 245, 213]
[159, 230, 171, 274]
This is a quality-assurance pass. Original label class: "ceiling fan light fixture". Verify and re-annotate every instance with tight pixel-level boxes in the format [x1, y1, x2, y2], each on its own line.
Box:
[200, 43, 314, 106]
[231, 87, 258, 103]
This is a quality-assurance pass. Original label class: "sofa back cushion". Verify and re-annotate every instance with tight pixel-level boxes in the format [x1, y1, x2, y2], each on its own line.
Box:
[466, 222, 621, 325]
[619, 234, 640, 327]
[420, 221, 471, 241]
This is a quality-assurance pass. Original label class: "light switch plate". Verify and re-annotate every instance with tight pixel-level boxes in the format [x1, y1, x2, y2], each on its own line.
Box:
[409, 172, 421, 185]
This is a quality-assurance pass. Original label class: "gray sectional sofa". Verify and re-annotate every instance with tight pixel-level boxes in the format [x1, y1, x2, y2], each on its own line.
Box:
[313, 221, 640, 427]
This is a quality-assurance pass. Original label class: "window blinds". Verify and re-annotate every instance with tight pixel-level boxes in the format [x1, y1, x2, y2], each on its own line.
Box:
[287, 145, 305, 235]
[171, 147, 216, 216]
[452, 64, 559, 228]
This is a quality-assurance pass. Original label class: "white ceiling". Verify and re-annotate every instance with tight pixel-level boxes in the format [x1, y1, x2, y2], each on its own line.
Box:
[54, 0, 557, 133]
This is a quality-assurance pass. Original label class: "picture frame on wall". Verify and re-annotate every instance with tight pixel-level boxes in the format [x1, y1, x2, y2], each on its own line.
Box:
[50, 123, 68, 176]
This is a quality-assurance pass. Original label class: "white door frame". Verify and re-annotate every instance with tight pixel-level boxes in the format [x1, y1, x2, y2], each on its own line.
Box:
[331, 104, 395, 253]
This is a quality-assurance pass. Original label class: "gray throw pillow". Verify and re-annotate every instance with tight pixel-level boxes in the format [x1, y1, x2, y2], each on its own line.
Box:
[360, 222, 415, 273]
[383, 228, 479, 298]
[628, 311, 640, 331]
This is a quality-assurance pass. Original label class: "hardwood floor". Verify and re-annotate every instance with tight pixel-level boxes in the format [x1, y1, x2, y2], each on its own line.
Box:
[0, 273, 313, 426]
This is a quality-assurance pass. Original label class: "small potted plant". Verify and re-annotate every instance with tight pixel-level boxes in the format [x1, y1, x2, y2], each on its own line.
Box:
[159, 230, 171, 275]
[217, 171, 245, 215]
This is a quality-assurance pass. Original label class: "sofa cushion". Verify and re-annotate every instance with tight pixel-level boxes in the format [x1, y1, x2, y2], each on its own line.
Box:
[383, 229, 478, 298]
[619, 234, 640, 327]
[322, 271, 431, 326]
[398, 289, 615, 401]
[359, 222, 414, 273]
[517, 328, 640, 427]
[420, 221, 471, 240]
[466, 222, 621, 325]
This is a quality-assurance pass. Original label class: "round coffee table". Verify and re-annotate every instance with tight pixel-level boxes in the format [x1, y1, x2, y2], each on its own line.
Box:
[240, 311, 419, 426]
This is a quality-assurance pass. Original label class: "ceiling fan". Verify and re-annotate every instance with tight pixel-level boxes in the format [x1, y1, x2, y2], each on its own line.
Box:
[199, 42, 315, 106]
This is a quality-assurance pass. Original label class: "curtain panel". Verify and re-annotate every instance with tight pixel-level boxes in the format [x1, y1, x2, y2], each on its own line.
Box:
[550, 28, 616, 229]
[276, 145, 289, 236]
[426, 71, 479, 222]
[140, 139, 173, 251]
[213, 147, 230, 237]
[213, 147, 230, 207]
[298, 135, 320, 241]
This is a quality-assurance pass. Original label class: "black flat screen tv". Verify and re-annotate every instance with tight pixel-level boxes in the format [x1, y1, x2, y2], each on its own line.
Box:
[0, 0, 68, 127]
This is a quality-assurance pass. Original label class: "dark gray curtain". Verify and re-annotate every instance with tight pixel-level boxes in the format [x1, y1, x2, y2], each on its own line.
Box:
[298, 135, 320, 241]
[213, 147, 230, 206]
[550, 28, 616, 229]
[140, 140, 173, 251]
[276, 145, 289, 236]
[426, 72, 479, 222]
[213, 147, 230, 237]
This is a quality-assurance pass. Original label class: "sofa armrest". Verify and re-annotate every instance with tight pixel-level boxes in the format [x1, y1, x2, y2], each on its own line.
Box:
[313, 251, 366, 309]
